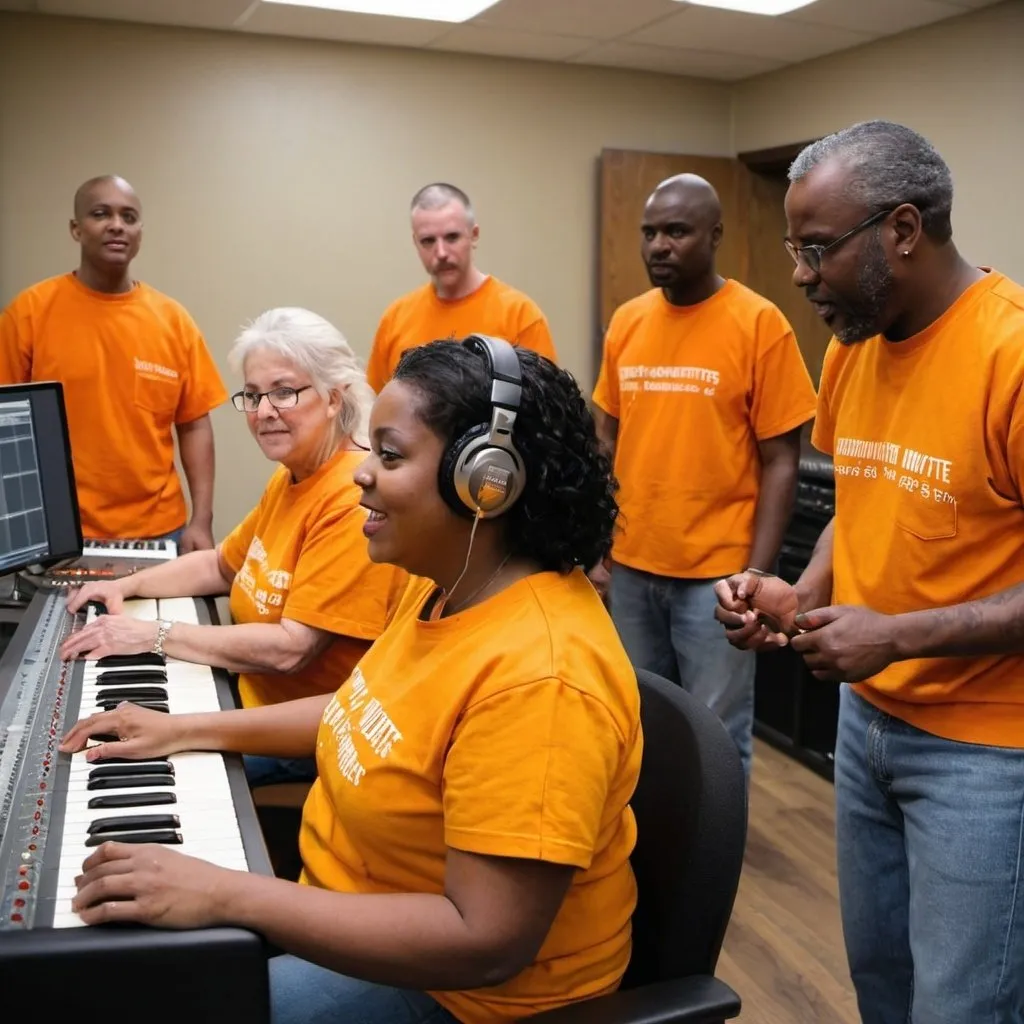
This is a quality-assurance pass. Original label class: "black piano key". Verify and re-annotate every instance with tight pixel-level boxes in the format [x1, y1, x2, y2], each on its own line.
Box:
[97, 652, 166, 667]
[88, 763, 175, 780]
[97, 670, 168, 685]
[88, 792, 177, 809]
[95, 687, 168, 702]
[87, 813, 181, 835]
[89, 755, 169, 766]
[98, 700, 170, 713]
[85, 829, 182, 847]
[86, 600, 108, 616]
[87, 774, 175, 790]
[92, 733, 121, 743]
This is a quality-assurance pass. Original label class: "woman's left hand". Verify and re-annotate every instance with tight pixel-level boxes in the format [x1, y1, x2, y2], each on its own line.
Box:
[72, 841, 235, 929]
[60, 615, 159, 662]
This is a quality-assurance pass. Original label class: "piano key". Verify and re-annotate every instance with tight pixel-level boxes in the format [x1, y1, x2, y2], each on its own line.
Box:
[89, 755, 169, 766]
[158, 597, 200, 625]
[85, 829, 182, 847]
[96, 652, 166, 667]
[88, 792, 177, 809]
[97, 701, 170, 713]
[88, 763, 175, 780]
[87, 813, 181, 835]
[95, 687, 169, 702]
[87, 774, 176, 790]
[96, 670, 168, 685]
[119, 599, 160, 621]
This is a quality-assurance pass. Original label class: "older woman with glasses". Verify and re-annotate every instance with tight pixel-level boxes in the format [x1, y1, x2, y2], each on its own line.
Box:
[61, 307, 408, 787]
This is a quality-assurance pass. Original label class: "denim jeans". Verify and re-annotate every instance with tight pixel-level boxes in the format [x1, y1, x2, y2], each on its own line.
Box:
[835, 685, 1024, 1024]
[269, 955, 460, 1024]
[609, 563, 754, 778]
[244, 755, 318, 788]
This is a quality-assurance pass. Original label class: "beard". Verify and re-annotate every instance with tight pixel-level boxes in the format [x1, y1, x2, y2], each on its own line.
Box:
[834, 231, 895, 345]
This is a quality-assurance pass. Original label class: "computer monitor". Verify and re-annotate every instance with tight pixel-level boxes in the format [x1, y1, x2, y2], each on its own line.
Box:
[0, 382, 82, 576]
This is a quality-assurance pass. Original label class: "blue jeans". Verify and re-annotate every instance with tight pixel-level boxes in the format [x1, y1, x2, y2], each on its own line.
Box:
[244, 755, 318, 788]
[610, 563, 754, 777]
[835, 685, 1024, 1024]
[270, 955, 459, 1024]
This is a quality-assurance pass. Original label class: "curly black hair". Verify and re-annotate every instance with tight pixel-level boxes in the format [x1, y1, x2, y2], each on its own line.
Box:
[393, 340, 618, 574]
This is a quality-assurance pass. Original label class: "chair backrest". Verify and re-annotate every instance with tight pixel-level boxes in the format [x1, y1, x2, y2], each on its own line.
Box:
[623, 668, 748, 989]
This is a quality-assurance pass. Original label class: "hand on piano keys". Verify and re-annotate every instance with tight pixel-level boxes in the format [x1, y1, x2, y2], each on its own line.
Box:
[59, 610, 162, 663]
[65, 578, 131, 617]
[70, 833, 245, 930]
[50, 597, 251, 929]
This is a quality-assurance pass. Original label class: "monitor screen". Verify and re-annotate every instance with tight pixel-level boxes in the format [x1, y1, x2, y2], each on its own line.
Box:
[0, 382, 82, 576]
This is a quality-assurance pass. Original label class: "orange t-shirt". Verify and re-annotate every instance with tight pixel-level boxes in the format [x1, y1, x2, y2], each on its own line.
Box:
[0, 273, 227, 539]
[367, 276, 558, 393]
[219, 449, 408, 708]
[812, 269, 1024, 747]
[299, 569, 642, 1023]
[593, 281, 817, 578]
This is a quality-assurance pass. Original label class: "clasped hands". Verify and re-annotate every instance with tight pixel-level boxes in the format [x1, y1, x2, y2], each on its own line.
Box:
[713, 571, 899, 682]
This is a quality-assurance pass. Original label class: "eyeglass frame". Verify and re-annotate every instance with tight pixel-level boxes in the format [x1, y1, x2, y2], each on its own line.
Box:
[230, 384, 314, 413]
[784, 207, 896, 275]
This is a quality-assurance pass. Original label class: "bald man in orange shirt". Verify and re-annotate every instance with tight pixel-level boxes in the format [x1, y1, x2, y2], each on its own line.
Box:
[0, 175, 227, 550]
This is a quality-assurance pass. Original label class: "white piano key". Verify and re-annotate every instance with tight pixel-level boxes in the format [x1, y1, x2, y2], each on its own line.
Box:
[158, 597, 199, 625]
[120, 598, 160, 621]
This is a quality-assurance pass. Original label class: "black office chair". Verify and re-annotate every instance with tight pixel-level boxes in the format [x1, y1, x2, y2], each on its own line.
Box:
[528, 668, 747, 1024]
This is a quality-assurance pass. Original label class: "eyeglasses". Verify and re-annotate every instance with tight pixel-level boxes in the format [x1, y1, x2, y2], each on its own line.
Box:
[784, 208, 895, 275]
[231, 385, 313, 412]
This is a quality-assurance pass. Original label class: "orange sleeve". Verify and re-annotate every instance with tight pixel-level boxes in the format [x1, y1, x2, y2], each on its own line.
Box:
[750, 317, 818, 441]
[0, 302, 32, 384]
[366, 311, 393, 394]
[810, 340, 840, 456]
[218, 500, 263, 574]
[592, 321, 621, 418]
[175, 315, 228, 424]
[515, 315, 559, 364]
[283, 505, 396, 640]
[443, 679, 623, 869]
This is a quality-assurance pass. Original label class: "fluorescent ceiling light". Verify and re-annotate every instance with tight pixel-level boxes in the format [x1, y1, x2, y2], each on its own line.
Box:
[676, 0, 819, 14]
[261, 0, 502, 21]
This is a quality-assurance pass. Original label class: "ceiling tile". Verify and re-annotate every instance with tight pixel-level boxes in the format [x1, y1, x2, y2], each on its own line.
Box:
[470, 0, 680, 41]
[241, 3, 451, 46]
[785, 0, 961, 35]
[37, 0, 251, 28]
[626, 4, 875, 62]
[428, 24, 593, 61]
[571, 39, 786, 81]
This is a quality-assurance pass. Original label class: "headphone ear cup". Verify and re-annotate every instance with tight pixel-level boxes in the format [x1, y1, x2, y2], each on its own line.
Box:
[439, 423, 488, 518]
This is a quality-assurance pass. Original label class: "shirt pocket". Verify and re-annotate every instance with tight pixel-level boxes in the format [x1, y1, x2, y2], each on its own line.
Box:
[134, 372, 180, 426]
[895, 489, 957, 541]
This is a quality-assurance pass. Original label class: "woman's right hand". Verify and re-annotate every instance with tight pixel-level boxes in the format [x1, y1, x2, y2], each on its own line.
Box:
[59, 703, 190, 763]
[65, 579, 131, 616]
[713, 572, 791, 652]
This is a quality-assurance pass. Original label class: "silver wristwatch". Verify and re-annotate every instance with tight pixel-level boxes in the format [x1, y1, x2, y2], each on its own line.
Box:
[152, 618, 173, 657]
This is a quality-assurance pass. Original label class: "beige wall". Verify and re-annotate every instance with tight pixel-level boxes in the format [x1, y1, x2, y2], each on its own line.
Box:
[2, 5, 1021, 538]
[731, 0, 1024, 283]
[0, 12, 732, 535]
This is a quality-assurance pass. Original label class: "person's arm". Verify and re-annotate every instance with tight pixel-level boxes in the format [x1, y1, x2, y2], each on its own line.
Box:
[175, 414, 216, 552]
[60, 611, 336, 675]
[60, 692, 331, 762]
[794, 517, 834, 612]
[0, 306, 31, 383]
[592, 406, 618, 464]
[748, 427, 802, 572]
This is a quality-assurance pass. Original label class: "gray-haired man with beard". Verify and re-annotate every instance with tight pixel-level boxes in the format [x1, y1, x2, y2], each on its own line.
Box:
[715, 120, 1024, 1023]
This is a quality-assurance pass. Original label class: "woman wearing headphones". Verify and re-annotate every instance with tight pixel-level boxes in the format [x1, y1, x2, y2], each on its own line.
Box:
[60, 338, 642, 1024]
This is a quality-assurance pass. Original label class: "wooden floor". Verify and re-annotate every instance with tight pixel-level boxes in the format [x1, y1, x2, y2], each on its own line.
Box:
[716, 740, 860, 1024]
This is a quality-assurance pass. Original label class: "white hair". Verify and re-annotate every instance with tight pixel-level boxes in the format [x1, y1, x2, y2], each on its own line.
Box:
[228, 307, 375, 449]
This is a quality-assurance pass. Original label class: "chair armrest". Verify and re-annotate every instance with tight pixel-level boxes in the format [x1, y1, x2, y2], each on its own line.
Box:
[525, 976, 741, 1024]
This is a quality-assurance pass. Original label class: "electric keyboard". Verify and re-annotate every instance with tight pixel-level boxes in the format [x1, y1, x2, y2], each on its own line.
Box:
[0, 590, 272, 1019]
[33, 538, 179, 591]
